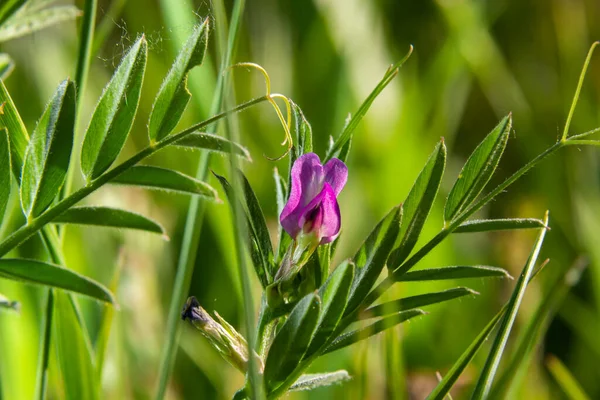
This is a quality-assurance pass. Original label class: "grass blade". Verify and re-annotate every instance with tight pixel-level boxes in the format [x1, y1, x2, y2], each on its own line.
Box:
[0, 258, 116, 304]
[444, 115, 511, 223]
[0, 128, 10, 224]
[34, 290, 53, 400]
[174, 131, 251, 160]
[454, 218, 546, 233]
[0, 5, 81, 42]
[111, 165, 220, 199]
[546, 355, 591, 400]
[53, 206, 166, 236]
[0, 79, 29, 181]
[396, 265, 512, 282]
[81, 35, 147, 180]
[0, 0, 25, 26]
[289, 370, 351, 392]
[470, 211, 549, 399]
[389, 139, 446, 269]
[21, 79, 76, 218]
[362, 287, 478, 319]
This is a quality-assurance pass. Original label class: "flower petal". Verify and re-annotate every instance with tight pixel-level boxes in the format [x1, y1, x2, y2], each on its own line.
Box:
[323, 158, 348, 196]
[280, 153, 324, 238]
[317, 183, 341, 243]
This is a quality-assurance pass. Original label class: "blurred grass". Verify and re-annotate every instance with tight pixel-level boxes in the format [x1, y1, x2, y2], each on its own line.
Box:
[0, 0, 599, 398]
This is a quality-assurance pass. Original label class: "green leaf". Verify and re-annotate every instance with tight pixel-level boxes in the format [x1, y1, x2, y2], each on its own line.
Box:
[471, 212, 549, 399]
[0, 5, 81, 42]
[305, 261, 355, 357]
[289, 370, 351, 392]
[389, 140, 446, 269]
[111, 165, 220, 200]
[322, 309, 425, 355]
[213, 172, 271, 287]
[148, 19, 209, 142]
[396, 265, 512, 282]
[546, 354, 591, 400]
[444, 115, 512, 222]
[454, 218, 547, 233]
[53, 206, 166, 236]
[53, 291, 99, 400]
[274, 167, 291, 264]
[0, 53, 14, 79]
[0, 78, 29, 182]
[174, 132, 252, 160]
[0, 258, 116, 303]
[346, 206, 402, 315]
[20, 78, 76, 218]
[0, 0, 24, 26]
[0, 128, 10, 224]
[290, 101, 313, 159]
[362, 287, 477, 319]
[0, 292, 19, 312]
[81, 36, 147, 180]
[264, 293, 321, 392]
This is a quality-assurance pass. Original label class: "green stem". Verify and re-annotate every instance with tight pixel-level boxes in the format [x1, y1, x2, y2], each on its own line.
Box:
[0, 96, 269, 259]
[34, 289, 54, 400]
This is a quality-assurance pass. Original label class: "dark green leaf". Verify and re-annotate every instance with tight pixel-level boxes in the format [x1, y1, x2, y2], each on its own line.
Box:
[454, 218, 547, 233]
[81, 36, 147, 180]
[0, 53, 14, 79]
[148, 19, 209, 142]
[20, 79, 76, 218]
[53, 206, 165, 236]
[362, 287, 477, 319]
[53, 291, 99, 400]
[0, 78, 29, 182]
[0, 258, 116, 303]
[0, 0, 25, 26]
[0, 5, 81, 42]
[264, 293, 321, 392]
[471, 212, 549, 398]
[0, 128, 10, 223]
[346, 206, 402, 315]
[111, 165, 220, 200]
[396, 265, 512, 282]
[323, 309, 425, 355]
[444, 115, 512, 222]
[289, 370, 351, 392]
[389, 140, 446, 269]
[305, 261, 355, 357]
[175, 132, 251, 160]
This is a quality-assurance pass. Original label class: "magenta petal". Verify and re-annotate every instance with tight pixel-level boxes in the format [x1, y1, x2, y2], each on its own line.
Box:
[280, 153, 324, 238]
[323, 158, 348, 196]
[298, 183, 341, 244]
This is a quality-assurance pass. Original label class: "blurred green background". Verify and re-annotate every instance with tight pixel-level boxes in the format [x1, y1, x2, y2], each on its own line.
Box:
[1, 0, 600, 398]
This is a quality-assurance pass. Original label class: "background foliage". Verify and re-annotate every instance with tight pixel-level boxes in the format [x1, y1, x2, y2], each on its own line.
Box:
[0, 0, 599, 399]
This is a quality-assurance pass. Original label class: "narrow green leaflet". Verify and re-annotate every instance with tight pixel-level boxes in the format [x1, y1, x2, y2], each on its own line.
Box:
[290, 101, 313, 162]
[81, 36, 147, 180]
[323, 309, 425, 355]
[289, 370, 351, 392]
[175, 132, 251, 160]
[362, 287, 477, 319]
[21, 79, 76, 218]
[444, 115, 511, 222]
[0, 5, 81, 42]
[471, 212, 549, 399]
[264, 293, 321, 392]
[148, 18, 209, 142]
[454, 218, 546, 233]
[0, 258, 115, 303]
[274, 167, 291, 264]
[53, 206, 165, 236]
[546, 355, 591, 400]
[111, 165, 219, 200]
[305, 261, 355, 357]
[0, 78, 29, 181]
[0, 292, 19, 312]
[388, 140, 446, 269]
[53, 291, 99, 400]
[0, 53, 14, 79]
[0, 0, 24, 26]
[0, 128, 10, 223]
[396, 265, 512, 282]
[345, 206, 402, 315]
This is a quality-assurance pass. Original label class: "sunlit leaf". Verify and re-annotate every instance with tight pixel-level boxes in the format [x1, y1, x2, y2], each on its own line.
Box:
[0, 6, 81, 42]
[111, 165, 219, 200]
[148, 18, 209, 142]
[21, 79, 76, 218]
[389, 140, 446, 269]
[81, 36, 147, 180]
[396, 265, 512, 282]
[444, 115, 511, 222]
[264, 293, 321, 392]
[289, 370, 351, 392]
[175, 132, 251, 160]
[0, 128, 10, 224]
[454, 218, 546, 233]
[323, 309, 425, 355]
[0, 78, 29, 181]
[0, 258, 115, 303]
[53, 206, 166, 236]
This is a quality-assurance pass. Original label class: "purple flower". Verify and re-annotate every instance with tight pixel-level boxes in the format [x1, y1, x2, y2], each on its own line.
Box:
[280, 153, 348, 244]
